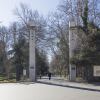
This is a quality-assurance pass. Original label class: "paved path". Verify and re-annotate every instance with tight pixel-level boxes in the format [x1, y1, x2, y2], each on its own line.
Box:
[0, 83, 100, 100]
[38, 77, 100, 91]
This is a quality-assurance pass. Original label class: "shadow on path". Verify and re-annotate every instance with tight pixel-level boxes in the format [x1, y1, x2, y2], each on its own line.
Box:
[37, 81, 100, 92]
[91, 82, 100, 86]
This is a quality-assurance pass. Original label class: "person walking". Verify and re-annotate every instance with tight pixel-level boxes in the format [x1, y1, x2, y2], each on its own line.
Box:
[48, 72, 51, 80]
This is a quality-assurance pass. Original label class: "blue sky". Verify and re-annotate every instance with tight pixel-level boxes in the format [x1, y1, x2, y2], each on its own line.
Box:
[0, 0, 60, 26]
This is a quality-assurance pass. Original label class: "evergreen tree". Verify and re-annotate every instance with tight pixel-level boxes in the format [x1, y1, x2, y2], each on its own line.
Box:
[14, 37, 29, 81]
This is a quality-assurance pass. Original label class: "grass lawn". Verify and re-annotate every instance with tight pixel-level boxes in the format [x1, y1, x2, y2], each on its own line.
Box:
[0, 74, 16, 83]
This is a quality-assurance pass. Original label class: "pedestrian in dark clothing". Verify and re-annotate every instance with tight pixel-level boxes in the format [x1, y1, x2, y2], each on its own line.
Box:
[48, 72, 51, 80]
[40, 74, 42, 79]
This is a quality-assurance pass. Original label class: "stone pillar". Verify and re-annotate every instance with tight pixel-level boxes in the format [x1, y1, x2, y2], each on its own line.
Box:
[29, 23, 36, 82]
[69, 19, 77, 81]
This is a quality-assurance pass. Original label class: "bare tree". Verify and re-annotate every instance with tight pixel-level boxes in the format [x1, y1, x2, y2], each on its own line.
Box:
[46, 11, 69, 76]
[14, 3, 47, 51]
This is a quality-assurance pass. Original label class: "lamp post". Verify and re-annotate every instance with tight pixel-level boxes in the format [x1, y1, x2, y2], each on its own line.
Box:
[29, 21, 36, 82]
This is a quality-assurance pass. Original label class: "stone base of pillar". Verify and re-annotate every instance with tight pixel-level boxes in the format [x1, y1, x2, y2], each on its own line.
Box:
[29, 67, 36, 82]
[69, 65, 76, 81]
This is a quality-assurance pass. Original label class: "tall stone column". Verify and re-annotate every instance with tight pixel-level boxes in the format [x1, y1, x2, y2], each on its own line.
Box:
[29, 23, 36, 82]
[69, 19, 77, 81]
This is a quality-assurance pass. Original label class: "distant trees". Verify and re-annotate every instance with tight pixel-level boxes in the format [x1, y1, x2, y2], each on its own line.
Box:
[46, 11, 69, 76]
[36, 49, 48, 76]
